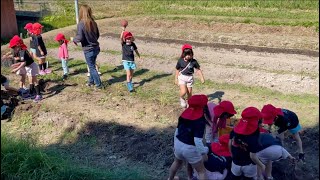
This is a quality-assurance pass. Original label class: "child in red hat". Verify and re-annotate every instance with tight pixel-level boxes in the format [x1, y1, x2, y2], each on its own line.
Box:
[230, 107, 265, 180]
[212, 100, 237, 141]
[32, 22, 51, 75]
[256, 133, 296, 180]
[119, 29, 141, 92]
[55, 33, 70, 80]
[24, 23, 36, 58]
[9, 35, 42, 102]
[175, 44, 205, 108]
[168, 94, 210, 180]
[261, 104, 305, 162]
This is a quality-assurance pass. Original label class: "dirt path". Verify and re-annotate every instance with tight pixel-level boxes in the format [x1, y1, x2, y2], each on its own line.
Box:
[47, 34, 319, 96]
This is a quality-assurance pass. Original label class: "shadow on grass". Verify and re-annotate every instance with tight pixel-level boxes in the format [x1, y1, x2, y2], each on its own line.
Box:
[134, 73, 172, 88]
[207, 91, 225, 102]
[108, 68, 149, 85]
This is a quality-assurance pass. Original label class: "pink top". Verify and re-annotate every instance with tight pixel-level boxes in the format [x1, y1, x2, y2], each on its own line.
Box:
[58, 42, 68, 59]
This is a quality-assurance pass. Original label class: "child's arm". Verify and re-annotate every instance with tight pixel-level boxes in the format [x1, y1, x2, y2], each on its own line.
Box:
[63, 43, 69, 60]
[134, 49, 140, 59]
[196, 68, 205, 83]
[250, 152, 266, 172]
[12, 62, 25, 73]
[120, 27, 126, 42]
[175, 69, 180, 85]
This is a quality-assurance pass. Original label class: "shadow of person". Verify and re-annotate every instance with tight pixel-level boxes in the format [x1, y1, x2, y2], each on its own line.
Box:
[207, 91, 225, 103]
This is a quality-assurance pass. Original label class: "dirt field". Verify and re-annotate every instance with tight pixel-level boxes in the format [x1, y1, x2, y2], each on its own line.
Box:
[1, 16, 319, 180]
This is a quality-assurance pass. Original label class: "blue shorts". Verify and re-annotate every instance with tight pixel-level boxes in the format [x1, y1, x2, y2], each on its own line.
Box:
[30, 48, 36, 55]
[289, 124, 302, 134]
[122, 60, 136, 70]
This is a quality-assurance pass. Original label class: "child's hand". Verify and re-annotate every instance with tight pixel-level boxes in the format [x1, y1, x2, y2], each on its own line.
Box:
[201, 78, 205, 84]
[40, 51, 44, 56]
[175, 79, 179, 86]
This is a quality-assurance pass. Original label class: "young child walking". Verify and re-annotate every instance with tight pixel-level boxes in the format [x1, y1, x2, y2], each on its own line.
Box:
[55, 33, 70, 80]
[261, 104, 305, 162]
[175, 44, 205, 108]
[9, 35, 42, 102]
[32, 22, 51, 75]
[120, 30, 141, 92]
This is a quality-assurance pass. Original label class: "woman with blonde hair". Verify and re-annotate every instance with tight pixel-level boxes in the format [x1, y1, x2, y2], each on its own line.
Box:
[72, 4, 103, 89]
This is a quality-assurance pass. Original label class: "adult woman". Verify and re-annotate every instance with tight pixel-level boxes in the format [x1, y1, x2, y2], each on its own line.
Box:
[72, 4, 102, 89]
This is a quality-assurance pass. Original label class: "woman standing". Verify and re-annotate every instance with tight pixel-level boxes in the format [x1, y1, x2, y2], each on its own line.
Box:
[72, 4, 102, 89]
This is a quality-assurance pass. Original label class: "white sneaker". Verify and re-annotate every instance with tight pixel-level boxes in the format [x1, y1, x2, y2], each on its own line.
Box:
[98, 71, 102, 75]
[180, 98, 187, 108]
[87, 72, 90, 77]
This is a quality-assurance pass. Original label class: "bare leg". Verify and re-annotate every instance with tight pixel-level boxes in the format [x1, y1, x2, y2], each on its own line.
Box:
[19, 74, 26, 89]
[186, 163, 193, 180]
[191, 160, 207, 180]
[168, 158, 183, 180]
[187, 87, 192, 99]
[266, 160, 273, 178]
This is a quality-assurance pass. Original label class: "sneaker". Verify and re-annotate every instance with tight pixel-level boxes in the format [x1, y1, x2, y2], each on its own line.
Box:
[62, 74, 68, 81]
[298, 153, 305, 163]
[180, 98, 187, 108]
[95, 85, 104, 90]
[44, 69, 52, 74]
[87, 72, 90, 77]
[86, 82, 94, 87]
[39, 70, 46, 75]
[127, 82, 134, 92]
[33, 95, 42, 102]
[98, 71, 102, 75]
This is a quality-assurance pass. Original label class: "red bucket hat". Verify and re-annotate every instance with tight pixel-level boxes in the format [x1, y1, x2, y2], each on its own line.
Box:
[211, 134, 231, 157]
[55, 33, 69, 44]
[213, 100, 237, 118]
[123, 31, 133, 39]
[182, 44, 192, 52]
[234, 107, 262, 135]
[8, 35, 27, 50]
[24, 23, 33, 31]
[32, 22, 44, 35]
[261, 104, 284, 125]
[181, 94, 208, 120]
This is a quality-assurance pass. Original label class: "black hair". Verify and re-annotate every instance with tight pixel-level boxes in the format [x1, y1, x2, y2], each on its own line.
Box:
[181, 48, 194, 58]
[220, 112, 234, 119]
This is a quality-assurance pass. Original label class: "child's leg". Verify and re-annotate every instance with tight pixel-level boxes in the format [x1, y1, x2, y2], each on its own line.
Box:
[265, 160, 273, 178]
[191, 160, 207, 180]
[179, 85, 187, 99]
[42, 57, 51, 73]
[186, 163, 194, 180]
[19, 74, 26, 89]
[61, 59, 69, 75]
[186, 87, 192, 99]
[168, 158, 183, 180]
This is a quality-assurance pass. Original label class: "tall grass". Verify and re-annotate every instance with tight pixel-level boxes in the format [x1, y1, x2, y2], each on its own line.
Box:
[1, 133, 147, 180]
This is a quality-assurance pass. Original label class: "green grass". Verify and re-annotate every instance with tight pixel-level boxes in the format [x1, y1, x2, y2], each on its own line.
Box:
[13, 0, 319, 40]
[1, 132, 148, 180]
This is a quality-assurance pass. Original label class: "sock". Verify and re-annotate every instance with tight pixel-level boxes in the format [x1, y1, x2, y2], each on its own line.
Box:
[29, 84, 35, 95]
[38, 64, 43, 70]
[35, 85, 41, 95]
[42, 63, 47, 70]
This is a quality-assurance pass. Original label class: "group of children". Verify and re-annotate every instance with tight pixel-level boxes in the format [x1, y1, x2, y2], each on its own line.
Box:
[168, 44, 305, 180]
[168, 94, 305, 180]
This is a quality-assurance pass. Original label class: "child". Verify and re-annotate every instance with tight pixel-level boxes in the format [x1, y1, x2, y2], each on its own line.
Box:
[175, 44, 205, 108]
[32, 22, 51, 75]
[211, 134, 232, 170]
[230, 107, 265, 180]
[9, 35, 42, 102]
[256, 133, 296, 180]
[55, 33, 70, 80]
[2, 51, 27, 90]
[261, 104, 305, 162]
[120, 30, 141, 92]
[24, 22, 36, 58]
[168, 94, 209, 180]
[212, 100, 237, 142]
